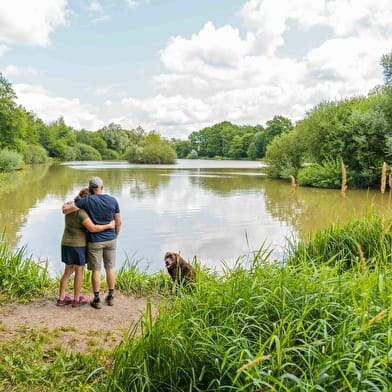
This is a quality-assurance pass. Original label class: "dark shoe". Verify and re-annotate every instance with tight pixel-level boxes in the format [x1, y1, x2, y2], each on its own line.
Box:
[72, 295, 89, 308]
[56, 295, 73, 306]
[90, 298, 102, 309]
[105, 295, 114, 306]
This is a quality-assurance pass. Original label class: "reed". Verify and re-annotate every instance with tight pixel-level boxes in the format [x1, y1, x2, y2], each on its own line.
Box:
[290, 175, 296, 196]
[381, 162, 387, 194]
[341, 160, 347, 197]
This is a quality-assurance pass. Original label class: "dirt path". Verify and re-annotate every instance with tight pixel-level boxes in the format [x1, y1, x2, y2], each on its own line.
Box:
[0, 294, 157, 354]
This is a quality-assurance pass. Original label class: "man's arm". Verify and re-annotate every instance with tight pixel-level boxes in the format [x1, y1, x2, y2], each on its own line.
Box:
[62, 201, 79, 215]
[114, 213, 121, 237]
[82, 218, 115, 233]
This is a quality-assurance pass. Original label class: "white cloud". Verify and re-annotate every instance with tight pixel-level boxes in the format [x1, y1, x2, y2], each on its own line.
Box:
[160, 22, 254, 73]
[3, 65, 37, 76]
[125, 0, 150, 9]
[0, 0, 68, 46]
[14, 83, 105, 130]
[89, 0, 103, 12]
[91, 15, 112, 24]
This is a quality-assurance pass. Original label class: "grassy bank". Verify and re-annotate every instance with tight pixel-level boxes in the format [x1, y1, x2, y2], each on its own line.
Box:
[1, 214, 392, 391]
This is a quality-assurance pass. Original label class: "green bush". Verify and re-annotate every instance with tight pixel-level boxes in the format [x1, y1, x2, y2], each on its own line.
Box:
[0, 148, 24, 171]
[101, 148, 120, 160]
[75, 143, 102, 160]
[21, 144, 48, 164]
[297, 159, 355, 188]
[187, 149, 198, 159]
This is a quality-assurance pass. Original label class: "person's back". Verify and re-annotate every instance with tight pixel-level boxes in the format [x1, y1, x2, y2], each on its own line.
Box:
[75, 193, 118, 242]
[62, 210, 89, 247]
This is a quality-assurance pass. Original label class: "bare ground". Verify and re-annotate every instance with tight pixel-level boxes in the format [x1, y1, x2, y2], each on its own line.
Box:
[0, 294, 158, 354]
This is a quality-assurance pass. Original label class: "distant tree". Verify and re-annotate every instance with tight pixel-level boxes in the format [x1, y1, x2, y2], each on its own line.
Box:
[98, 123, 130, 154]
[125, 132, 176, 164]
[171, 138, 191, 158]
[381, 51, 392, 84]
[228, 135, 243, 159]
[262, 115, 293, 156]
[247, 142, 257, 160]
[0, 73, 18, 149]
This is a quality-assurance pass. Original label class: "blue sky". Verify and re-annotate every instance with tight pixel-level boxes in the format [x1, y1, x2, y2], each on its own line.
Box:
[0, 0, 391, 139]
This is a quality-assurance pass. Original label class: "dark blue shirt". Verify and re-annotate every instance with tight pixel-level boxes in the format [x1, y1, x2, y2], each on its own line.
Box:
[75, 194, 120, 242]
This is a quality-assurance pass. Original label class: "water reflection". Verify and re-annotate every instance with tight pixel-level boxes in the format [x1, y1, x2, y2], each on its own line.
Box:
[0, 160, 387, 276]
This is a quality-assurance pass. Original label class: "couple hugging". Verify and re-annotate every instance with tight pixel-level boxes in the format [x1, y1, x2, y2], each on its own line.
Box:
[57, 176, 121, 309]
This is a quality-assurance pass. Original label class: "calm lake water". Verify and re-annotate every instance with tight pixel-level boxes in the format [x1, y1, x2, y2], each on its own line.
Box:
[0, 160, 388, 276]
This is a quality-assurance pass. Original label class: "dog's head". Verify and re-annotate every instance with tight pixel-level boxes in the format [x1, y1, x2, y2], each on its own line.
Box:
[164, 251, 178, 269]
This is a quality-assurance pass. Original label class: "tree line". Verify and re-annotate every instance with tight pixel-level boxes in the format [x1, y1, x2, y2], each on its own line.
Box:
[170, 116, 293, 160]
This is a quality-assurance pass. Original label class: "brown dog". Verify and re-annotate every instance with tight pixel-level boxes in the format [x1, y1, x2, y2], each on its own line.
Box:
[164, 251, 196, 285]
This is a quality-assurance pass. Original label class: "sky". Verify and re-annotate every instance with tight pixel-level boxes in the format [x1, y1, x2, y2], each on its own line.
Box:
[0, 0, 391, 139]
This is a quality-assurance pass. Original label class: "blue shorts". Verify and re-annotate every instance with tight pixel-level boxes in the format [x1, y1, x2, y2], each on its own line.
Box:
[61, 245, 87, 266]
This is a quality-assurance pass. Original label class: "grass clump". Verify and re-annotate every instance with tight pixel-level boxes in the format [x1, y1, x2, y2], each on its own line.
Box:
[287, 211, 392, 270]
[0, 235, 52, 300]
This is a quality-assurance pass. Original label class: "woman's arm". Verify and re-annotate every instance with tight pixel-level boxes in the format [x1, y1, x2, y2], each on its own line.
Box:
[62, 202, 79, 215]
[82, 218, 115, 233]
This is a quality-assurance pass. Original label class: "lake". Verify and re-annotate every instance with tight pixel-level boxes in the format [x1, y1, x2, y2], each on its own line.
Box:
[0, 160, 388, 276]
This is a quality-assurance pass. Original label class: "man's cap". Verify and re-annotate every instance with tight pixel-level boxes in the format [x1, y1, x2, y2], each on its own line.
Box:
[89, 176, 103, 188]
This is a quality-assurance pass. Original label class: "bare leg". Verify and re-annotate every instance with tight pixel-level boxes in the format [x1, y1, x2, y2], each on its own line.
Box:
[106, 268, 116, 290]
[73, 265, 85, 301]
[92, 270, 101, 293]
[59, 265, 75, 299]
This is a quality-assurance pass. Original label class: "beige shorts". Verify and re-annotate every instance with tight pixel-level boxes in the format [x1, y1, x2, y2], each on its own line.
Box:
[87, 239, 117, 271]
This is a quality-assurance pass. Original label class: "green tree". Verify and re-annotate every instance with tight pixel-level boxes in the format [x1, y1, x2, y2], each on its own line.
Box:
[381, 51, 392, 84]
[171, 138, 191, 158]
[264, 130, 306, 178]
[228, 135, 243, 159]
[0, 73, 18, 149]
[262, 115, 293, 157]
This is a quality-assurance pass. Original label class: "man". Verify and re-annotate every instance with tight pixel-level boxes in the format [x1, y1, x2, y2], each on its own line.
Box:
[63, 176, 121, 309]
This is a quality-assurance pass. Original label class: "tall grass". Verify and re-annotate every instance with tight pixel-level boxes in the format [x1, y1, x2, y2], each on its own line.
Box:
[0, 234, 52, 300]
[116, 257, 172, 297]
[108, 216, 392, 391]
[287, 211, 392, 270]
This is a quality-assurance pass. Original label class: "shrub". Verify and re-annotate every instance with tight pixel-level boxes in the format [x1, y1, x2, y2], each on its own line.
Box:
[21, 144, 48, 164]
[297, 159, 355, 188]
[187, 149, 198, 159]
[0, 148, 24, 171]
[75, 143, 102, 160]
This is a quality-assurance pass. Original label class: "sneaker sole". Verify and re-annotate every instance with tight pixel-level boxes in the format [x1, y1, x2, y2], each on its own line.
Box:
[72, 301, 88, 308]
[90, 301, 102, 309]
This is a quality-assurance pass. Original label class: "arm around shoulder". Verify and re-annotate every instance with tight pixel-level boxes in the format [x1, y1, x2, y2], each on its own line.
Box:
[62, 201, 79, 215]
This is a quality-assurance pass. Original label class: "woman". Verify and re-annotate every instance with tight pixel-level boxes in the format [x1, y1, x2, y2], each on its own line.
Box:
[57, 188, 115, 307]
